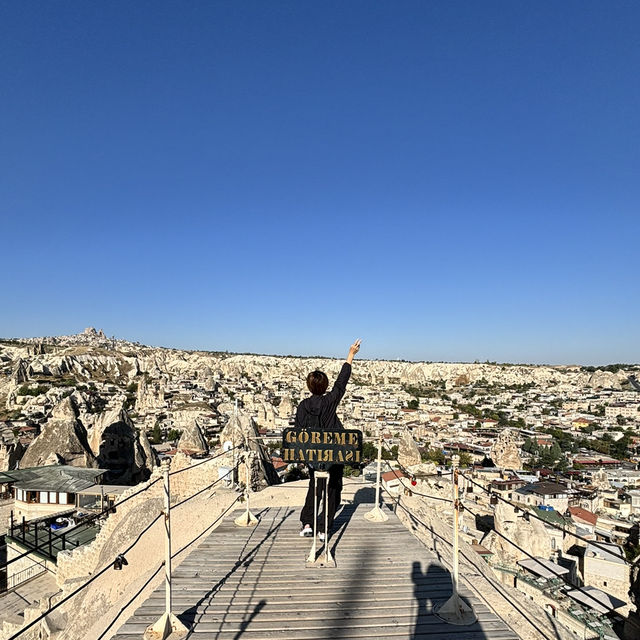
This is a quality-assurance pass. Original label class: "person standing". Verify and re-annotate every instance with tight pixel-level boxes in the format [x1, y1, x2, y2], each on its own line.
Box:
[297, 339, 361, 539]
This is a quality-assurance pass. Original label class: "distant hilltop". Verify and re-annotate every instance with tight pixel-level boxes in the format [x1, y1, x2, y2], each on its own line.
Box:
[7, 327, 141, 351]
[0, 328, 638, 391]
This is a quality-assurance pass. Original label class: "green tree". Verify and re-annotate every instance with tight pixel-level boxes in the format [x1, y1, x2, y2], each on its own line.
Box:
[150, 423, 162, 444]
[458, 452, 473, 468]
[427, 448, 445, 465]
[362, 441, 378, 462]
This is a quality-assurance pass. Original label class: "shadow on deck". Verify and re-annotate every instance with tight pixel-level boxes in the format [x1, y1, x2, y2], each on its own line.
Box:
[111, 498, 518, 640]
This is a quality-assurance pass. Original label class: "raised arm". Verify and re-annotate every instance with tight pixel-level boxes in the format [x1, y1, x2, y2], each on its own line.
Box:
[326, 339, 362, 407]
[346, 339, 361, 365]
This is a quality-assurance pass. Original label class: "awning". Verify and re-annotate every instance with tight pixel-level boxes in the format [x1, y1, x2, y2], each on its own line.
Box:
[517, 557, 569, 579]
[566, 586, 626, 614]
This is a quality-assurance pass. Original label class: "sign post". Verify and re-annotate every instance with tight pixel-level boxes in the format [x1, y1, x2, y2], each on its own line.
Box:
[282, 428, 363, 569]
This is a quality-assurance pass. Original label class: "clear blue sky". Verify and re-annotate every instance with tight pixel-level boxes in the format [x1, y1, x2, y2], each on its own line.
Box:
[1, 2, 638, 365]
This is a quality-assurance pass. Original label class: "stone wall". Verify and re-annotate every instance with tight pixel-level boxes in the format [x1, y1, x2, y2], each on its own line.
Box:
[0, 450, 237, 640]
[56, 451, 226, 586]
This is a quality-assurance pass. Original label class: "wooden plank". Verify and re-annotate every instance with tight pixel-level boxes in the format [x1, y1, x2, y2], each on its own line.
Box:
[109, 504, 519, 640]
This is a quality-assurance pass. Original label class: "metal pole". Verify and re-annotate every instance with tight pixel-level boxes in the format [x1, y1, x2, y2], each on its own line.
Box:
[434, 454, 476, 625]
[144, 460, 188, 640]
[365, 429, 388, 522]
[163, 461, 171, 618]
[306, 470, 335, 567]
[451, 459, 460, 596]
[235, 451, 259, 527]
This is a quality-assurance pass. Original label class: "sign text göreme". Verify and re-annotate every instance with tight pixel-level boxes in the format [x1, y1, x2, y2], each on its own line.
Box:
[281, 428, 363, 470]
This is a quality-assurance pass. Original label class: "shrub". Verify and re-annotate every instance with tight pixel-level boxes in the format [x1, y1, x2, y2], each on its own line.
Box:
[17, 385, 49, 397]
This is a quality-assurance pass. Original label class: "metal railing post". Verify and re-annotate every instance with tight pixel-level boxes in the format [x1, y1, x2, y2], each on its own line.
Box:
[235, 450, 259, 527]
[144, 460, 188, 640]
[365, 429, 388, 522]
[435, 454, 476, 625]
[306, 470, 335, 568]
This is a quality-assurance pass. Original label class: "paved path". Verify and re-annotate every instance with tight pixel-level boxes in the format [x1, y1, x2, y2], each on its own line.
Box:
[112, 503, 519, 639]
[0, 571, 58, 622]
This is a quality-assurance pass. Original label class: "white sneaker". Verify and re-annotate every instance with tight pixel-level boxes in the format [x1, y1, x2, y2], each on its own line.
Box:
[300, 525, 313, 538]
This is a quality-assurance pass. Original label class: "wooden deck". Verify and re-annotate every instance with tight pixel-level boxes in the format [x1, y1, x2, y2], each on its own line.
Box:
[111, 503, 519, 639]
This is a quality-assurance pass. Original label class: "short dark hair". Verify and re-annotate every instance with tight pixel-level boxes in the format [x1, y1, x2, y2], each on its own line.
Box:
[307, 370, 329, 395]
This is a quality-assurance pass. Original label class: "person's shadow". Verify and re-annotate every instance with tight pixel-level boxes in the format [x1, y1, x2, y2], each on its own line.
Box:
[411, 561, 482, 639]
[329, 486, 377, 560]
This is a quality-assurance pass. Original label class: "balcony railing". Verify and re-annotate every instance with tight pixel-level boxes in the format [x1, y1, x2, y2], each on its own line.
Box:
[6, 561, 47, 591]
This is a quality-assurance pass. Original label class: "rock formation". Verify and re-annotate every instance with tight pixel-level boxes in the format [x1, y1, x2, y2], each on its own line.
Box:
[490, 429, 522, 470]
[20, 396, 97, 468]
[136, 376, 165, 412]
[278, 396, 293, 419]
[483, 501, 554, 566]
[87, 403, 156, 483]
[624, 562, 640, 639]
[219, 409, 278, 487]
[397, 428, 422, 468]
[592, 468, 611, 491]
[178, 419, 209, 455]
[12, 359, 30, 385]
[0, 432, 25, 472]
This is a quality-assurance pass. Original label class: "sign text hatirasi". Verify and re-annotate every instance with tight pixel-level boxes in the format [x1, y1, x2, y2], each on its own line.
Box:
[282, 428, 363, 469]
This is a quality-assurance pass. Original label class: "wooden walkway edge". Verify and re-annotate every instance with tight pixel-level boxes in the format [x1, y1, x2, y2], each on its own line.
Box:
[111, 503, 519, 640]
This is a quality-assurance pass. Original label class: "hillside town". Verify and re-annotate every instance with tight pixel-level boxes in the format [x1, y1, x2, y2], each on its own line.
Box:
[0, 329, 639, 639]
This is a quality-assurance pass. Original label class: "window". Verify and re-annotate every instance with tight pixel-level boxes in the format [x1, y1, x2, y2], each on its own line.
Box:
[39, 492, 48, 504]
[59, 492, 68, 504]
[49, 492, 57, 503]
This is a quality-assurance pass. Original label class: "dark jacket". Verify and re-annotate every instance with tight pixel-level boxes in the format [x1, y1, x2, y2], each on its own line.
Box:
[295, 362, 351, 431]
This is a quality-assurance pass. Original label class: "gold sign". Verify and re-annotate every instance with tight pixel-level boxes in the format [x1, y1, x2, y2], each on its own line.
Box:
[282, 428, 363, 469]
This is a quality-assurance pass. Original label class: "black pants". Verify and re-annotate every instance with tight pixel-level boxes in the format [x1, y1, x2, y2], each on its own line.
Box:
[300, 465, 344, 533]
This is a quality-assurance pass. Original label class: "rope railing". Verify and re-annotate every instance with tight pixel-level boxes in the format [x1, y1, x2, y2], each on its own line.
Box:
[381, 459, 453, 503]
[5, 445, 250, 640]
[2, 447, 243, 571]
[96, 493, 245, 640]
[380, 440, 451, 480]
[382, 467, 626, 621]
[462, 502, 625, 620]
[1, 476, 162, 571]
[169, 444, 243, 476]
[459, 471, 633, 566]
[172, 462, 240, 509]
[379, 483, 558, 640]
[5, 512, 163, 640]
